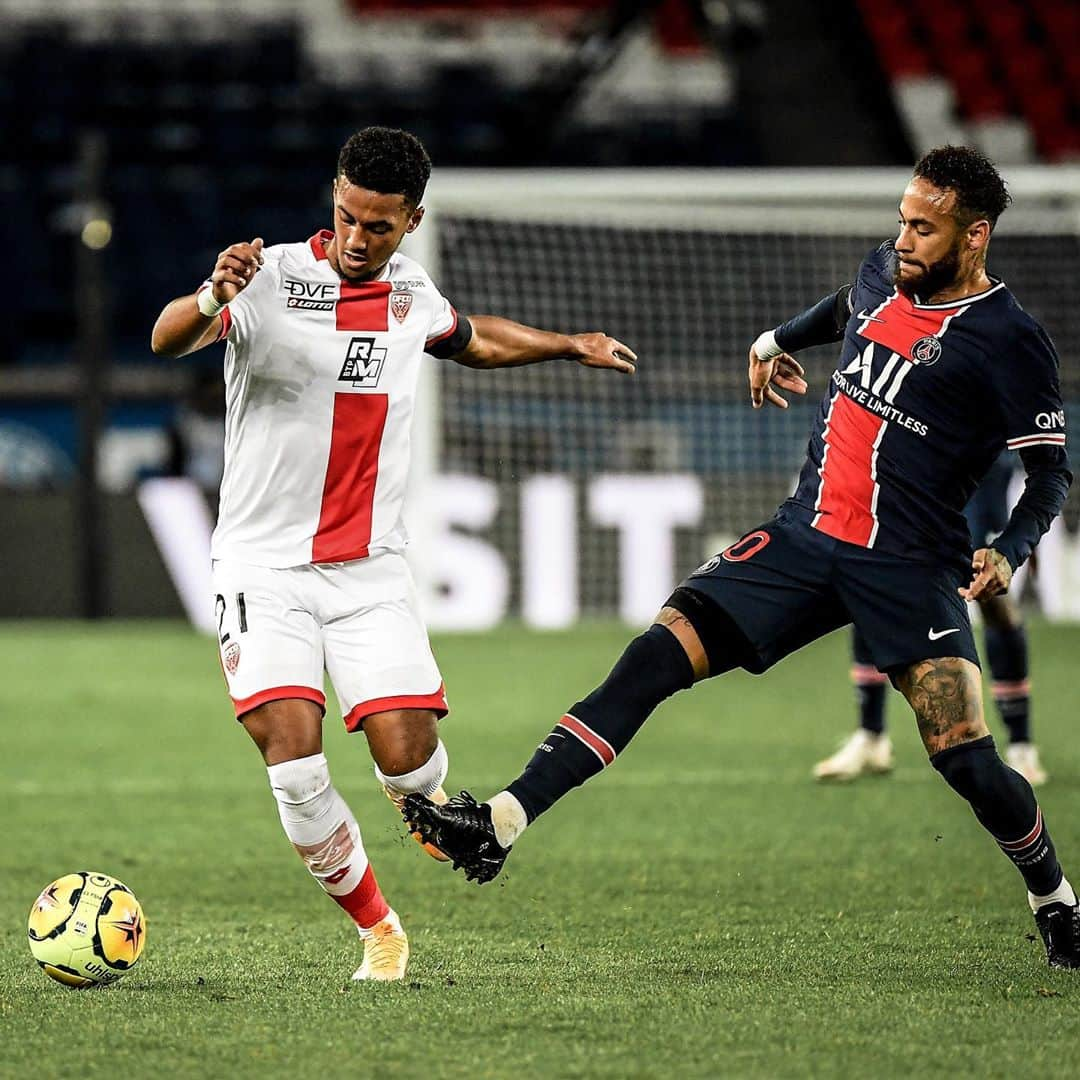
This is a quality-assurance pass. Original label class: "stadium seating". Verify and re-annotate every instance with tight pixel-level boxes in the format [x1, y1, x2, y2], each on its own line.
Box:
[0, 2, 752, 363]
[858, 0, 1080, 163]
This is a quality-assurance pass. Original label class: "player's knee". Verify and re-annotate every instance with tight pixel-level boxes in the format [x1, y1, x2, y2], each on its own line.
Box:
[375, 739, 448, 797]
[664, 586, 757, 678]
[267, 752, 331, 809]
[242, 699, 323, 765]
[361, 707, 438, 770]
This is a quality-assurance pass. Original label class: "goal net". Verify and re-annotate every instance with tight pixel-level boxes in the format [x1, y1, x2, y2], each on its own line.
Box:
[403, 169, 1080, 629]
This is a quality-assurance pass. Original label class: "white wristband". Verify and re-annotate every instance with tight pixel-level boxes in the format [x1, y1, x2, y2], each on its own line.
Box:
[752, 328, 783, 361]
[197, 288, 226, 318]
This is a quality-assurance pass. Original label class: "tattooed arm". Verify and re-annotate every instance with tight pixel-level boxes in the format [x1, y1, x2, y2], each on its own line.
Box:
[895, 657, 990, 755]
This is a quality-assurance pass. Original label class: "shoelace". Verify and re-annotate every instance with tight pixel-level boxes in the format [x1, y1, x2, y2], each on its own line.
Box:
[365, 928, 406, 968]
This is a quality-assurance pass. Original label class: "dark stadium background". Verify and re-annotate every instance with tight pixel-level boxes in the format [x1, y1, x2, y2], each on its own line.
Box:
[5, 0, 1077, 621]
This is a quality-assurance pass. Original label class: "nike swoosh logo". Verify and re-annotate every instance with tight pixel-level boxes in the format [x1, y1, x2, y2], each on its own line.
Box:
[857, 309, 886, 323]
[928, 627, 960, 641]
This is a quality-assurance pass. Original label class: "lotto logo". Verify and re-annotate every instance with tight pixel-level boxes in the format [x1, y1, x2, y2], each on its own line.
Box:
[284, 278, 336, 311]
[339, 337, 387, 388]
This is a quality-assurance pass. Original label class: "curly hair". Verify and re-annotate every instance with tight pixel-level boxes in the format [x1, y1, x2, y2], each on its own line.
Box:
[913, 145, 1011, 231]
[336, 127, 432, 207]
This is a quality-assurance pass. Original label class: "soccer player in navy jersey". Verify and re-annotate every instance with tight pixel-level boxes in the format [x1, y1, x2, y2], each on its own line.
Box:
[816, 454, 1046, 785]
[404, 146, 1079, 969]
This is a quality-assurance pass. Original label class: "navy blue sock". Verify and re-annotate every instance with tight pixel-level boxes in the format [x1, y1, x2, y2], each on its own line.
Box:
[932, 735, 1062, 895]
[507, 625, 694, 822]
[985, 623, 1031, 744]
[851, 628, 887, 734]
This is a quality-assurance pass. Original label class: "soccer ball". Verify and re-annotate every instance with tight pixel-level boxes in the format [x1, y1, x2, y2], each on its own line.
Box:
[28, 871, 146, 988]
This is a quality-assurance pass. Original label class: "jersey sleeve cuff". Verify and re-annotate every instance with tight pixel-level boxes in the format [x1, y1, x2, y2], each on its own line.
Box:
[1006, 433, 1066, 450]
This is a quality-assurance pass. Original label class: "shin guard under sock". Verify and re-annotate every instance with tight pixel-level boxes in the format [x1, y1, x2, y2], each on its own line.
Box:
[931, 735, 1062, 895]
[507, 625, 694, 821]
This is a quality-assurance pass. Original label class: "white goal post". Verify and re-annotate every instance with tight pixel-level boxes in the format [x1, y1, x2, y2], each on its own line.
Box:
[402, 167, 1080, 630]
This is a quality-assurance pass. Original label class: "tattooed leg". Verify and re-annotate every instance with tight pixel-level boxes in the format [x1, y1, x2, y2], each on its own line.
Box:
[898, 656, 1065, 897]
[895, 656, 988, 754]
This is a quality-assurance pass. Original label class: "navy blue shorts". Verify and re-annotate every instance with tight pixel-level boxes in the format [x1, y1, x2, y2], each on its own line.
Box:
[681, 508, 979, 677]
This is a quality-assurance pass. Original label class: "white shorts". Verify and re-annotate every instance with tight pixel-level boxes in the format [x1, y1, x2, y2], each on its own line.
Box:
[211, 552, 447, 731]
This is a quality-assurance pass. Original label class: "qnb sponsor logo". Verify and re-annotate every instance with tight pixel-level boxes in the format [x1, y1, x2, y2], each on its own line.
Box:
[1036, 410, 1066, 431]
[339, 336, 387, 388]
[284, 278, 336, 310]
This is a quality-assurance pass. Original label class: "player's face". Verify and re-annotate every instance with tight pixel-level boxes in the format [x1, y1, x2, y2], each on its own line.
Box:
[327, 180, 424, 282]
[894, 178, 966, 299]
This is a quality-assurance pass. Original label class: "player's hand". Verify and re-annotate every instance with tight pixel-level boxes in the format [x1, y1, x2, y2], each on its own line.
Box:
[959, 547, 1013, 601]
[568, 333, 637, 374]
[749, 345, 807, 409]
[210, 238, 264, 303]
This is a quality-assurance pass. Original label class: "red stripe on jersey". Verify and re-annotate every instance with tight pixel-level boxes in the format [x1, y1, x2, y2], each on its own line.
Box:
[858, 291, 964, 360]
[217, 306, 232, 341]
[309, 229, 332, 260]
[312, 393, 389, 562]
[1007, 434, 1066, 449]
[813, 394, 887, 547]
[337, 281, 392, 331]
[558, 713, 616, 767]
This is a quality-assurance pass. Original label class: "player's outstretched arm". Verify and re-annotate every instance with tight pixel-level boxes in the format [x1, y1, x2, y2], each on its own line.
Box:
[151, 238, 264, 358]
[452, 315, 636, 373]
[746, 284, 851, 408]
[748, 340, 806, 409]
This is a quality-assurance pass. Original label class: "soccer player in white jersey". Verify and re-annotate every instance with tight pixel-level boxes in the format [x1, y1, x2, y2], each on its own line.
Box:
[151, 127, 636, 982]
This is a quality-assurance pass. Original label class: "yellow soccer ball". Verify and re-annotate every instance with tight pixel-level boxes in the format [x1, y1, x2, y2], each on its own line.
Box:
[28, 872, 146, 988]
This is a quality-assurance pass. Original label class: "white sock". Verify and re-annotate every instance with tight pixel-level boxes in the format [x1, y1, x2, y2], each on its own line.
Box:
[358, 907, 402, 940]
[375, 740, 449, 798]
[1028, 875, 1077, 913]
[487, 790, 528, 849]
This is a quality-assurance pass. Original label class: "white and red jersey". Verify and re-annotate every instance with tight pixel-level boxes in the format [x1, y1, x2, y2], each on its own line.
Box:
[208, 230, 468, 568]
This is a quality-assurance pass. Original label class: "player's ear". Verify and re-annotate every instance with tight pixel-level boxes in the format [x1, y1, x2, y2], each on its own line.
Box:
[406, 205, 425, 233]
[967, 218, 991, 252]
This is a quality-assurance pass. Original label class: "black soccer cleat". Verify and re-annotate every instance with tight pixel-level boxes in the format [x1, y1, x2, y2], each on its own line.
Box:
[1034, 901, 1080, 969]
[401, 791, 510, 885]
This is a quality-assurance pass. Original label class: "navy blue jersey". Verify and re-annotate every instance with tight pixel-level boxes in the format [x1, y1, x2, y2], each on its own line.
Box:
[785, 242, 1066, 564]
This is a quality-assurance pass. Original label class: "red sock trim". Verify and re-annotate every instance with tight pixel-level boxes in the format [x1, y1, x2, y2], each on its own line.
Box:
[332, 865, 389, 929]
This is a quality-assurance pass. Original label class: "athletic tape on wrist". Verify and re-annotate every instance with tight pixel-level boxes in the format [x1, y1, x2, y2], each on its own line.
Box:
[752, 328, 783, 360]
[197, 288, 226, 318]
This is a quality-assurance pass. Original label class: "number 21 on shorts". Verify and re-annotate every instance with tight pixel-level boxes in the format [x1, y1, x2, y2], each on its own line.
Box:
[215, 592, 248, 675]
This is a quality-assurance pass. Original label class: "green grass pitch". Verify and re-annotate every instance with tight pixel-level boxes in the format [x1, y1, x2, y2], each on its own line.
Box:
[3, 619, 1080, 1078]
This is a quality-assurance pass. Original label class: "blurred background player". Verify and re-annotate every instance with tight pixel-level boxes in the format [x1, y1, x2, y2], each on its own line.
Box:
[150, 126, 635, 982]
[816, 453, 1046, 785]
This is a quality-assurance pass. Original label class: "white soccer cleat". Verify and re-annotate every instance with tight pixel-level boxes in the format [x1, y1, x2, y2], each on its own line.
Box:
[813, 729, 894, 781]
[352, 915, 409, 982]
[384, 784, 451, 861]
[1006, 742, 1048, 787]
